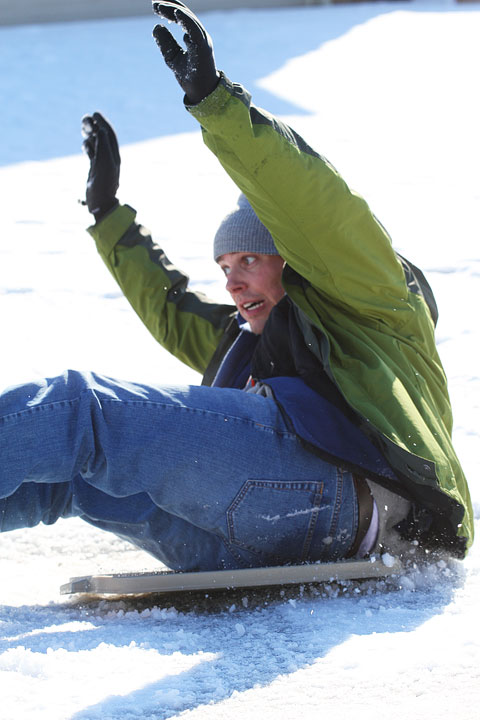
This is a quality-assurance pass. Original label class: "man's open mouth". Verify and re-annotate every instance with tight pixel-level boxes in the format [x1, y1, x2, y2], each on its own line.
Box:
[242, 300, 265, 312]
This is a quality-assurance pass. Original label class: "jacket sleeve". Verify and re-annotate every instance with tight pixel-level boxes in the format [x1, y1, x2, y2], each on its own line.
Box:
[88, 204, 236, 375]
[189, 75, 412, 329]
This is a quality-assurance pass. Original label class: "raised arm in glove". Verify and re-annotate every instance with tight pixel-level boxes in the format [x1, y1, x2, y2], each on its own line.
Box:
[82, 112, 120, 222]
[152, 0, 220, 105]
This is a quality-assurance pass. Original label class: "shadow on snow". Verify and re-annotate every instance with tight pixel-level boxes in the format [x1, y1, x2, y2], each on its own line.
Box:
[0, 565, 465, 718]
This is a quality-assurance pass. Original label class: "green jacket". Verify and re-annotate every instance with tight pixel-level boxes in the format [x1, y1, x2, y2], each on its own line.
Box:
[89, 74, 473, 556]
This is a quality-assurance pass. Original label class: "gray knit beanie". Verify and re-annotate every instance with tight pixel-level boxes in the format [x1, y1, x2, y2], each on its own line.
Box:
[213, 194, 279, 261]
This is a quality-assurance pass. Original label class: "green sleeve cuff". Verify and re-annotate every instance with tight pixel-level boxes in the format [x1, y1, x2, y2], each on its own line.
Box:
[187, 73, 236, 121]
[87, 204, 137, 257]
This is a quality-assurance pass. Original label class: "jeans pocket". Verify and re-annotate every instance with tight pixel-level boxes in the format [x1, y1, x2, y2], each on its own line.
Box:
[226, 479, 326, 564]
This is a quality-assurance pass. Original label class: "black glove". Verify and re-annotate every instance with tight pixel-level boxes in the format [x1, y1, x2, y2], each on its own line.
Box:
[82, 112, 120, 221]
[152, 1, 220, 105]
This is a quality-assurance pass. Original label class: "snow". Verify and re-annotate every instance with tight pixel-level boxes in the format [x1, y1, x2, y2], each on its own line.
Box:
[1, 1, 480, 718]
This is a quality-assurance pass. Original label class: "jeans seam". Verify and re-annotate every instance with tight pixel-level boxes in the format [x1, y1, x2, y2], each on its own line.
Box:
[326, 466, 345, 545]
[1, 395, 295, 438]
[100, 400, 297, 438]
[0, 397, 82, 423]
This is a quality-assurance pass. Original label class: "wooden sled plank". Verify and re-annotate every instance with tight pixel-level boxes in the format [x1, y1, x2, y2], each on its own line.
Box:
[60, 557, 403, 596]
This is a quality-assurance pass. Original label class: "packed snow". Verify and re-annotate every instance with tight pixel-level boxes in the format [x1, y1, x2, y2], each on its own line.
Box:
[1, 2, 479, 718]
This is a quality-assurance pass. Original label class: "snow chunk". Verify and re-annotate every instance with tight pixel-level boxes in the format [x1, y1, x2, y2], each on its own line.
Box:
[381, 553, 396, 568]
[235, 623, 246, 637]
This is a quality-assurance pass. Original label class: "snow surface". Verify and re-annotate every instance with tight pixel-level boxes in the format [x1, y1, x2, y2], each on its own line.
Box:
[1, 2, 480, 718]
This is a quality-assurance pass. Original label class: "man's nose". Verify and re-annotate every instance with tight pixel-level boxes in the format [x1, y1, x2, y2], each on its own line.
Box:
[225, 271, 247, 294]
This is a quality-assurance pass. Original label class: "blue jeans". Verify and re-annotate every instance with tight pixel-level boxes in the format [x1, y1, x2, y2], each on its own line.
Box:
[0, 371, 359, 571]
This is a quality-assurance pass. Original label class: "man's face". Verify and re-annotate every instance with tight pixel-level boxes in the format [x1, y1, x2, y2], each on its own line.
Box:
[217, 252, 285, 334]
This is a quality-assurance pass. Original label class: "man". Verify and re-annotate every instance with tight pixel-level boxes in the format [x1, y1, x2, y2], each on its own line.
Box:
[0, 1, 473, 572]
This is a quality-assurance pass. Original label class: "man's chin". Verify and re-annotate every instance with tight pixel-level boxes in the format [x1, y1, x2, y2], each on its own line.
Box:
[238, 308, 268, 335]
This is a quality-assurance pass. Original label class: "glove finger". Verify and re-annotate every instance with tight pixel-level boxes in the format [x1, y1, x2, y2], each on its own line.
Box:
[81, 115, 95, 139]
[87, 120, 115, 173]
[152, 2, 178, 22]
[153, 0, 188, 8]
[92, 111, 114, 135]
[153, 24, 183, 66]
[172, 6, 208, 45]
[153, 2, 207, 44]
[92, 112, 120, 167]
[152, 1, 190, 17]
[107, 124, 121, 167]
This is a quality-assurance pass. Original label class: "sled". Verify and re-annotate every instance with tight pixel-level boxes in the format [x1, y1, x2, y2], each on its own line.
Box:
[60, 556, 403, 596]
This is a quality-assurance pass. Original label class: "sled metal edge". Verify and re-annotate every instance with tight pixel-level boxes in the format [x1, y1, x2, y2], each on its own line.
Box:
[60, 557, 403, 596]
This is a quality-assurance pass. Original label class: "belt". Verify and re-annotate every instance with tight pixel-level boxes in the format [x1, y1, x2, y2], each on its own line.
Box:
[346, 475, 378, 558]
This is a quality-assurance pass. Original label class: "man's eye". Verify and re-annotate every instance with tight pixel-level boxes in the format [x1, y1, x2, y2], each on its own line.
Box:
[222, 267, 231, 276]
[244, 256, 256, 266]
